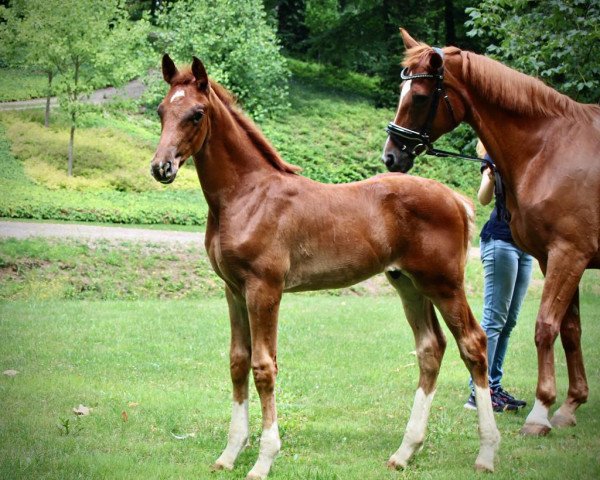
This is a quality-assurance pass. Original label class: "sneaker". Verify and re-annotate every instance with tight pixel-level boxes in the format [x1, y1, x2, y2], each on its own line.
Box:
[464, 393, 477, 410]
[464, 390, 518, 412]
[491, 390, 519, 412]
[494, 387, 527, 408]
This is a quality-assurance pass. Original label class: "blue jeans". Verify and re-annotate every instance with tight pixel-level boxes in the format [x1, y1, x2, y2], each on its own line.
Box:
[471, 238, 533, 391]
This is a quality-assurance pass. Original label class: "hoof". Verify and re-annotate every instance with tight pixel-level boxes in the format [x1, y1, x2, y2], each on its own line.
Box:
[474, 460, 494, 473]
[245, 473, 265, 480]
[386, 458, 407, 470]
[519, 423, 551, 436]
[211, 461, 233, 472]
[550, 411, 576, 428]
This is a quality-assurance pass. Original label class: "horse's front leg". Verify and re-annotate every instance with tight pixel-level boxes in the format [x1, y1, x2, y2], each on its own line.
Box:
[213, 286, 252, 471]
[521, 250, 588, 436]
[245, 279, 283, 480]
[551, 288, 589, 428]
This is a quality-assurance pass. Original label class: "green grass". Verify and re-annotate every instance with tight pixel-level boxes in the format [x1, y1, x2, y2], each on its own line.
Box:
[1, 294, 599, 479]
[0, 68, 53, 102]
[0, 63, 485, 227]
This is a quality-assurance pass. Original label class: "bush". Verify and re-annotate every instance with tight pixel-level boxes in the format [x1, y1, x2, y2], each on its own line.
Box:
[153, 0, 289, 120]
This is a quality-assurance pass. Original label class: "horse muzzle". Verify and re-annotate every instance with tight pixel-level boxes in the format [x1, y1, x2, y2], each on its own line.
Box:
[151, 158, 180, 184]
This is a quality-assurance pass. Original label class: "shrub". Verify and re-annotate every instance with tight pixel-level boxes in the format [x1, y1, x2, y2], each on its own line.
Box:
[153, 0, 289, 120]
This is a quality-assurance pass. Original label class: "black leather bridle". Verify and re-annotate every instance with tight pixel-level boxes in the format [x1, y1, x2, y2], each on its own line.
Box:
[386, 47, 481, 163]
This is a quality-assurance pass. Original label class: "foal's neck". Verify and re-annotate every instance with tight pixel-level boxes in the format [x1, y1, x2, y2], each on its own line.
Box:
[193, 92, 285, 215]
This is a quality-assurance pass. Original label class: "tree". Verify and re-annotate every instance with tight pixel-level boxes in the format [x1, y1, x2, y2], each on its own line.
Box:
[1, 0, 153, 176]
[466, 0, 600, 103]
[0, 0, 66, 127]
[155, 0, 289, 119]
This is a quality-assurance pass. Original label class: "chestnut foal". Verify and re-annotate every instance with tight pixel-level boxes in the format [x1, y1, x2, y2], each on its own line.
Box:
[150, 55, 499, 478]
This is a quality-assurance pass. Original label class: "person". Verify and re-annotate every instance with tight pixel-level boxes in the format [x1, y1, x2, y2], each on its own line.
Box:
[465, 141, 533, 412]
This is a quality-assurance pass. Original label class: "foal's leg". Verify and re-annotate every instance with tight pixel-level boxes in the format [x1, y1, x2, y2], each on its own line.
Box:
[213, 287, 252, 471]
[245, 280, 283, 480]
[551, 288, 589, 428]
[521, 251, 588, 436]
[386, 272, 447, 470]
[434, 290, 500, 472]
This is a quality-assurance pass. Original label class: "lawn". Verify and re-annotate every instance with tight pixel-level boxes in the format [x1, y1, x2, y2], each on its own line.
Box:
[1, 291, 599, 479]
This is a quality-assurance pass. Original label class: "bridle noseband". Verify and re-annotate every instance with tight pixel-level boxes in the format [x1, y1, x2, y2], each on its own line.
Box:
[386, 48, 480, 163]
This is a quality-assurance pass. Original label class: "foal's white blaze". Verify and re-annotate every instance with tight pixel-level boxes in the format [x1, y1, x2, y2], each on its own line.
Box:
[247, 422, 281, 479]
[214, 400, 249, 470]
[170, 89, 185, 103]
[473, 385, 500, 472]
[525, 398, 552, 429]
[388, 387, 435, 468]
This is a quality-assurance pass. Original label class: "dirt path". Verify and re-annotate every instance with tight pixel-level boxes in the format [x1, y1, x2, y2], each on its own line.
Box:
[0, 221, 204, 245]
[0, 220, 479, 258]
[0, 79, 146, 111]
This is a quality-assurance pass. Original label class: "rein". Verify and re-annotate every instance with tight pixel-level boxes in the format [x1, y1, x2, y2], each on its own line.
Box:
[386, 47, 481, 164]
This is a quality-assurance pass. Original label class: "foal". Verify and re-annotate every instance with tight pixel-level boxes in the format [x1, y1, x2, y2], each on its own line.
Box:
[150, 55, 499, 478]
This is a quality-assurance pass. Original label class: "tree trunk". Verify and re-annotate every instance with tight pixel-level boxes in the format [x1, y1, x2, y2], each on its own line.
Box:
[444, 0, 455, 45]
[68, 120, 75, 177]
[45, 70, 53, 128]
[67, 58, 80, 177]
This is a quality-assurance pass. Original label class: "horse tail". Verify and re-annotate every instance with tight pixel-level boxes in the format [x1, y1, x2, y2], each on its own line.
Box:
[454, 192, 475, 256]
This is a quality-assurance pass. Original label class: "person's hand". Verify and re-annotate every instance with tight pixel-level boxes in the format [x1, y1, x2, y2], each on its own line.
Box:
[484, 166, 494, 181]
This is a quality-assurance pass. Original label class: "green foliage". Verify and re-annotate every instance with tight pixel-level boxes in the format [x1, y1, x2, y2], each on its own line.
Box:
[154, 0, 289, 119]
[466, 0, 600, 103]
[0, 238, 219, 300]
[0, 111, 207, 226]
[287, 58, 380, 101]
[0, 69, 52, 101]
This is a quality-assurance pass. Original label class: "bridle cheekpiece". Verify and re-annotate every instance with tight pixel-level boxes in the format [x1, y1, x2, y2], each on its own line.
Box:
[386, 47, 480, 163]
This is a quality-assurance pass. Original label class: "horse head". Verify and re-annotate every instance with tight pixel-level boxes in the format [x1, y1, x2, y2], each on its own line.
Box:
[382, 29, 466, 173]
[151, 55, 211, 184]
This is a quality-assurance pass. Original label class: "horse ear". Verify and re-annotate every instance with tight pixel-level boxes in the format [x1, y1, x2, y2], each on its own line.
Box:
[400, 28, 419, 49]
[162, 54, 178, 84]
[429, 51, 443, 71]
[192, 57, 209, 92]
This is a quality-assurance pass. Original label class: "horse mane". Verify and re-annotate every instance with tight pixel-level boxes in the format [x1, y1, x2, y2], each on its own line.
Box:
[171, 69, 301, 175]
[403, 45, 599, 122]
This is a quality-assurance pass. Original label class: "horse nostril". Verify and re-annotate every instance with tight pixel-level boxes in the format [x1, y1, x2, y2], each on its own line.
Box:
[385, 154, 396, 169]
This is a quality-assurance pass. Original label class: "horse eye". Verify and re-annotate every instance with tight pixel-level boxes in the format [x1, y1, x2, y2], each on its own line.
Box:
[192, 111, 204, 124]
[413, 94, 429, 105]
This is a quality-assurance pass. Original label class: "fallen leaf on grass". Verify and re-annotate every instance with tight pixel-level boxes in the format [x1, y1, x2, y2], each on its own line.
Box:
[128, 402, 139, 407]
[171, 432, 196, 440]
[121, 411, 128, 422]
[73, 405, 92, 416]
[3, 369, 18, 377]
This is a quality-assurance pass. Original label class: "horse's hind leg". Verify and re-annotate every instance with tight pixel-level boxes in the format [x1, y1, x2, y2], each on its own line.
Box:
[434, 290, 500, 472]
[213, 286, 252, 471]
[551, 288, 589, 428]
[385, 272, 447, 470]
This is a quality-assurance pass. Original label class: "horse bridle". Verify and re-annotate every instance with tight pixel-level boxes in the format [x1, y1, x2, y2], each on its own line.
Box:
[386, 48, 481, 163]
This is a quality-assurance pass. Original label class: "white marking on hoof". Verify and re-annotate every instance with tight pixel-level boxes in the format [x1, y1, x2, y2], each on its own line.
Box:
[522, 398, 552, 436]
[473, 386, 500, 472]
[389, 388, 435, 468]
[550, 405, 577, 428]
[246, 422, 280, 480]
[214, 400, 249, 470]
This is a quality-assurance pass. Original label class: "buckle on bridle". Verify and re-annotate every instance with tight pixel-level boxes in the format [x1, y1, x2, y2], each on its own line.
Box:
[386, 122, 430, 157]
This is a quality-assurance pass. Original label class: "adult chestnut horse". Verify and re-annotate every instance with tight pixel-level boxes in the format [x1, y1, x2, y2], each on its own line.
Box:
[383, 29, 600, 437]
[150, 55, 500, 478]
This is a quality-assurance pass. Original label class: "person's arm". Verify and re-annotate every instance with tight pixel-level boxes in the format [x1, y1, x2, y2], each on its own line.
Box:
[477, 166, 495, 206]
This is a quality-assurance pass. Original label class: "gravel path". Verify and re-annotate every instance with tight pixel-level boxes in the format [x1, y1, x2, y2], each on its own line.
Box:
[0, 220, 480, 258]
[0, 79, 146, 111]
[0, 221, 204, 245]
